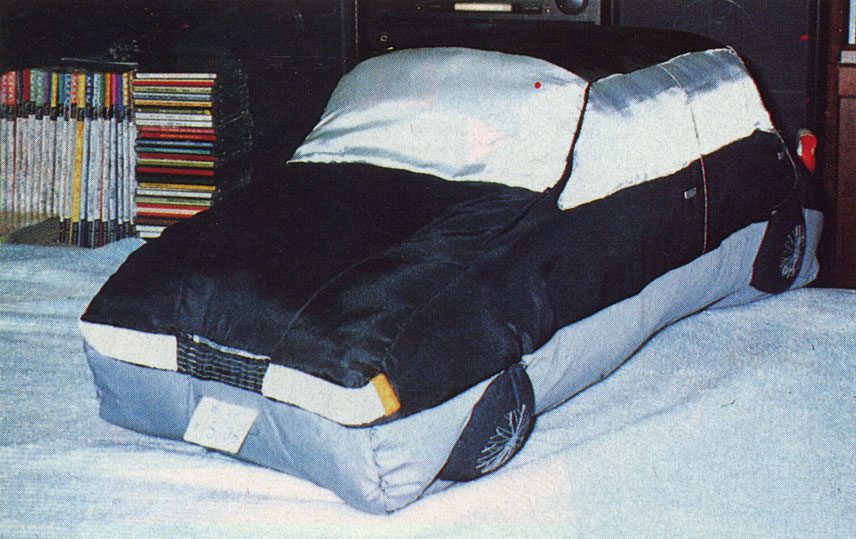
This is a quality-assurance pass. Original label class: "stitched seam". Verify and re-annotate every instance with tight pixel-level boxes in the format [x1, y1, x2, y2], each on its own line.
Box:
[367, 426, 393, 514]
[551, 82, 592, 197]
[270, 185, 509, 360]
[380, 191, 547, 370]
[656, 63, 709, 255]
[170, 217, 216, 334]
[381, 83, 592, 370]
[275, 83, 592, 385]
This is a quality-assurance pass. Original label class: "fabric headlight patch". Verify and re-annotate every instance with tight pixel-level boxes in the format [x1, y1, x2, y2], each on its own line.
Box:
[79, 325, 400, 426]
[439, 363, 535, 482]
[291, 47, 588, 192]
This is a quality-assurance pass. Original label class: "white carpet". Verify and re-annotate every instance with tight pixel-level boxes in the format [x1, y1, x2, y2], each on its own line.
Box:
[1, 240, 853, 536]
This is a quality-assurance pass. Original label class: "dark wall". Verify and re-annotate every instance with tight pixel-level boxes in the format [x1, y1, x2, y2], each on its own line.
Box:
[0, 0, 355, 178]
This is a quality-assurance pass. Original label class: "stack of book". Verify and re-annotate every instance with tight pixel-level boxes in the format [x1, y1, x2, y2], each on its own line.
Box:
[132, 68, 252, 239]
[0, 64, 136, 246]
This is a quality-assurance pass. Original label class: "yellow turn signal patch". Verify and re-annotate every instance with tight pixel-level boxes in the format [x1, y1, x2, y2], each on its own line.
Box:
[371, 374, 401, 416]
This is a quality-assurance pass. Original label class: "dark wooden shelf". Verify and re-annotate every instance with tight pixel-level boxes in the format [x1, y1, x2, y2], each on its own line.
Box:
[819, 0, 856, 287]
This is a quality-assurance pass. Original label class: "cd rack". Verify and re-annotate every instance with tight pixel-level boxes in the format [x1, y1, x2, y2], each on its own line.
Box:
[0, 61, 137, 246]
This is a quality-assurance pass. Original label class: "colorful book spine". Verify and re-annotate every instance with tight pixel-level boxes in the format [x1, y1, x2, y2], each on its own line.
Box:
[0, 65, 135, 246]
[131, 67, 251, 240]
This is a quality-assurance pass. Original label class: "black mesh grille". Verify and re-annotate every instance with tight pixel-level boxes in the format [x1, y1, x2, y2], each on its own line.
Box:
[177, 334, 269, 393]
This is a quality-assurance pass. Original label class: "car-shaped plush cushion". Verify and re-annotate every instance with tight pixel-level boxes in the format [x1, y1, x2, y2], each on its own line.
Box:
[81, 35, 822, 514]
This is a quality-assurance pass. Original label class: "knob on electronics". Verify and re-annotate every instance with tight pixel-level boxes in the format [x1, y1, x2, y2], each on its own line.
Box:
[555, 0, 587, 14]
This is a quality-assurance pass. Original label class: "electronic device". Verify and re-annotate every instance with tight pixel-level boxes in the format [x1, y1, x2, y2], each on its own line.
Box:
[358, 1, 602, 58]
[359, 1, 601, 22]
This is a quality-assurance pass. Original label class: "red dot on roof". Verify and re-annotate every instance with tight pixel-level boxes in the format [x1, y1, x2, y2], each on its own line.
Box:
[534, 81, 542, 89]
[799, 33, 810, 42]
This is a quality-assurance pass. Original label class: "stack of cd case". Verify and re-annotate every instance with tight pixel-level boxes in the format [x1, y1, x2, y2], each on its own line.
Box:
[0, 62, 136, 246]
[132, 66, 252, 239]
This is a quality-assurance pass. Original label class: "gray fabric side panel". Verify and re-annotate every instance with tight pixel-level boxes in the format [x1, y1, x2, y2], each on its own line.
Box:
[525, 209, 821, 415]
[86, 342, 493, 514]
[369, 376, 493, 512]
[86, 344, 383, 513]
[86, 343, 193, 439]
[83, 211, 823, 513]
[374, 211, 823, 511]
[710, 209, 822, 310]
[186, 377, 381, 513]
